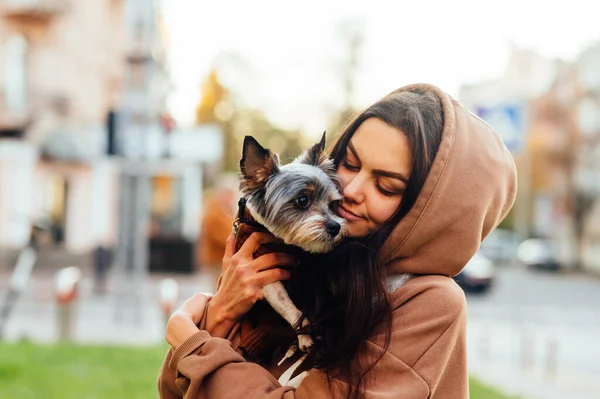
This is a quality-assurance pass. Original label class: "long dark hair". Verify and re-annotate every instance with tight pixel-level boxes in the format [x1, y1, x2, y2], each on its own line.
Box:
[292, 89, 444, 398]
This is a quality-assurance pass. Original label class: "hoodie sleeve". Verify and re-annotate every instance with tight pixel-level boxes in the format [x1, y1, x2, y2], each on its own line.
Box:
[158, 276, 467, 399]
[157, 297, 213, 399]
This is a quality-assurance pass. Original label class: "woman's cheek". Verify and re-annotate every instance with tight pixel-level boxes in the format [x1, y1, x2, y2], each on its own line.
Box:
[336, 169, 350, 187]
[374, 197, 402, 225]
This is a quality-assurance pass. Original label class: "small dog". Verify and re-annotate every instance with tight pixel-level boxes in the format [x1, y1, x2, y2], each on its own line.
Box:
[236, 132, 348, 352]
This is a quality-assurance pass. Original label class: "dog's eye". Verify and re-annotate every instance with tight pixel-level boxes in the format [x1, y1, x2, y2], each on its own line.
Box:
[296, 195, 310, 209]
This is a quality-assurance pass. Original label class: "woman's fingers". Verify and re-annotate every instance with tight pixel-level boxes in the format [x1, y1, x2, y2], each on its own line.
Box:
[251, 252, 299, 272]
[224, 231, 236, 258]
[221, 232, 236, 272]
[237, 232, 281, 257]
[254, 267, 292, 288]
[211, 231, 298, 324]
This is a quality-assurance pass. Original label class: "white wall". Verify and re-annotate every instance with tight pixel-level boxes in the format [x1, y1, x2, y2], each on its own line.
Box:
[90, 159, 118, 246]
[0, 140, 38, 248]
[64, 160, 118, 253]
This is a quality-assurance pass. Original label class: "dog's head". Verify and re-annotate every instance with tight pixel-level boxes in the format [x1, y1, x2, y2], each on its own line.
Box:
[239, 132, 348, 253]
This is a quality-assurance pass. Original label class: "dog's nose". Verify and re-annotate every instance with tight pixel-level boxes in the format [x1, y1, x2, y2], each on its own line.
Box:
[326, 221, 341, 237]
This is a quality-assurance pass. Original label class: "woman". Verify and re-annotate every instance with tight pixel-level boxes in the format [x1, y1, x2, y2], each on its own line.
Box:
[157, 83, 517, 398]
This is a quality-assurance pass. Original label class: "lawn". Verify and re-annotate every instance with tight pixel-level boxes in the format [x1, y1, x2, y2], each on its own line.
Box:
[0, 342, 519, 398]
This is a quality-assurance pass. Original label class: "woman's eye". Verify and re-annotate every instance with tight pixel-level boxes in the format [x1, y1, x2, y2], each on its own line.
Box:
[376, 183, 399, 197]
[296, 195, 311, 209]
[342, 161, 359, 171]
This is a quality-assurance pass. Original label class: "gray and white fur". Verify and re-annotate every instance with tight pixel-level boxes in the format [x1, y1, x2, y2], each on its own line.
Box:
[239, 132, 348, 352]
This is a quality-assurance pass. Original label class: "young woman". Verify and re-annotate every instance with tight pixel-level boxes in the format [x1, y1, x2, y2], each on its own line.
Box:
[158, 83, 517, 399]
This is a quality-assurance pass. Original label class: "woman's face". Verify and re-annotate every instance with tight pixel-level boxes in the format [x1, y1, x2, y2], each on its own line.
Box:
[336, 117, 413, 238]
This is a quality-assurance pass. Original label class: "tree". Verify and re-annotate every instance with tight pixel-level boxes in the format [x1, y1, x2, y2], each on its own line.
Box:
[195, 67, 305, 174]
[195, 69, 228, 124]
[194, 68, 238, 174]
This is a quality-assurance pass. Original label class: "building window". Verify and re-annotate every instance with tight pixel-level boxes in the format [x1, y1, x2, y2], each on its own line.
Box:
[3, 35, 28, 112]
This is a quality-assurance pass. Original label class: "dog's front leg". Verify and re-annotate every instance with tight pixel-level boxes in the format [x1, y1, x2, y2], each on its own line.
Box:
[262, 282, 313, 352]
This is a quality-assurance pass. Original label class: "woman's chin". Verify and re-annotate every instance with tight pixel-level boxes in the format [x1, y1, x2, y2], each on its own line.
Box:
[345, 224, 366, 238]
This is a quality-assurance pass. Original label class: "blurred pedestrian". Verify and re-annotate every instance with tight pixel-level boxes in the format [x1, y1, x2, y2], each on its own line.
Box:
[197, 174, 238, 273]
[93, 244, 111, 295]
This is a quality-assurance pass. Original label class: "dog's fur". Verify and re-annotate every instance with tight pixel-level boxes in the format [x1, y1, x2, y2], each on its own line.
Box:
[238, 132, 348, 352]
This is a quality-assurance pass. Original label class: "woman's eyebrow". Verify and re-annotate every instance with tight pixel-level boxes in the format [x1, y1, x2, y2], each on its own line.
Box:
[348, 141, 408, 184]
[373, 169, 408, 184]
[347, 141, 361, 161]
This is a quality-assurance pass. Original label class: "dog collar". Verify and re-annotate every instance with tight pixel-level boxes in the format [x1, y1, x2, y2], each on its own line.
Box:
[233, 197, 267, 237]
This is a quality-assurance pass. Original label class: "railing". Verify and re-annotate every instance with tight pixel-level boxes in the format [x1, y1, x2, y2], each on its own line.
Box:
[0, 88, 69, 115]
[0, 89, 70, 137]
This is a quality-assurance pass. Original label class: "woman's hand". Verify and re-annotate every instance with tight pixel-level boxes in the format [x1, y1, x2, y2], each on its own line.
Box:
[165, 293, 211, 349]
[206, 231, 298, 338]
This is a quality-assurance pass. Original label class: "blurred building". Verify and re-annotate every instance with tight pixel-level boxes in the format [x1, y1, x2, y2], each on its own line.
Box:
[460, 45, 600, 273]
[0, 0, 126, 255]
[0, 1, 176, 265]
[573, 44, 600, 273]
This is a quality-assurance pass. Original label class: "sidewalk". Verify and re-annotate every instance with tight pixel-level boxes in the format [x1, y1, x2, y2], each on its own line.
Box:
[468, 320, 600, 399]
[1, 268, 220, 345]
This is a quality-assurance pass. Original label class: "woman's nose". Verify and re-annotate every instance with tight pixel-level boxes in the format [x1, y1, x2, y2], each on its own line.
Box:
[343, 174, 365, 204]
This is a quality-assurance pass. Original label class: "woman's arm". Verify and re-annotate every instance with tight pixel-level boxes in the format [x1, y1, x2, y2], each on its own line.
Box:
[157, 293, 212, 399]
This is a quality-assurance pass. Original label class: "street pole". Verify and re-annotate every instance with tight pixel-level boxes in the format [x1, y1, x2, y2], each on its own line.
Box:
[113, 0, 157, 324]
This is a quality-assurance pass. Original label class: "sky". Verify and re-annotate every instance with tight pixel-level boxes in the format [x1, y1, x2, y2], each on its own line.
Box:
[162, 0, 600, 140]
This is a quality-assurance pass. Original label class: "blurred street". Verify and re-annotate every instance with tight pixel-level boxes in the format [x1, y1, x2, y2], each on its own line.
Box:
[2, 263, 600, 398]
[0, 267, 219, 345]
[467, 265, 600, 399]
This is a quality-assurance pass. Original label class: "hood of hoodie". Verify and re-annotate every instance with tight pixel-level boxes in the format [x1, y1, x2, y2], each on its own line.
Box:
[378, 83, 517, 277]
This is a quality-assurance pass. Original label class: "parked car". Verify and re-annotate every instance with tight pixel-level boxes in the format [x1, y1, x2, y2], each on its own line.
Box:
[517, 238, 560, 271]
[479, 228, 519, 264]
[453, 252, 495, 293]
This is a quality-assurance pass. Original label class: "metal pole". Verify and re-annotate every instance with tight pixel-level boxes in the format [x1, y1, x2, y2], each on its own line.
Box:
[114, 171, 134, 323]
[132, 171, 150, 324]
[520, 330, 534, 371]
[545, 338, 558, 379]
[112, 0, 157, 324]
[479, 323, 491, 362]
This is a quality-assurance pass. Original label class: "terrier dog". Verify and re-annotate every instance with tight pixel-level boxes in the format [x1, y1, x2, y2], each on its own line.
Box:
[235, 132, 348, 352]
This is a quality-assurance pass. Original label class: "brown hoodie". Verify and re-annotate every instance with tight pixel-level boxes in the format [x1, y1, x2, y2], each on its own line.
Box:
[157, 83, 517, 399]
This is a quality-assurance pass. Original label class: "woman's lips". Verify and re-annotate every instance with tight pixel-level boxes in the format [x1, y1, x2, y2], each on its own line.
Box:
[337, 205, 362, 222]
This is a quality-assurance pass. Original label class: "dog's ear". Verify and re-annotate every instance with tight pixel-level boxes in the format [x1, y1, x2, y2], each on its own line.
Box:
[240, 136, 279, 188]
[299, 131, 327, 166]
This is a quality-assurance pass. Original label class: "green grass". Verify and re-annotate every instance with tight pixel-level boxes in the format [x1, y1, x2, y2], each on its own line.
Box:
[470, 377, 523, 399]
[0, 342, 168, 399]
[0, 342, 519, 399]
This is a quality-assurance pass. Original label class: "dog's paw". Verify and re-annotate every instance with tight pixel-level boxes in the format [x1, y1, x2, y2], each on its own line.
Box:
[297, 334, 313, 352]
[300, 317, 310, 329]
